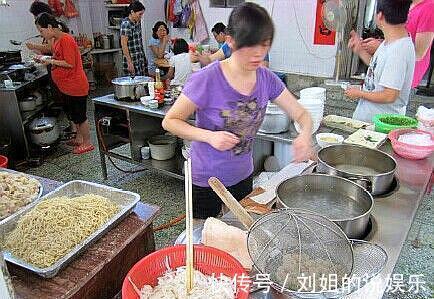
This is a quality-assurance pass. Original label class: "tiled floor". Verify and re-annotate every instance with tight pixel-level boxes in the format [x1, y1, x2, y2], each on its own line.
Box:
[19, 87, 433, 298]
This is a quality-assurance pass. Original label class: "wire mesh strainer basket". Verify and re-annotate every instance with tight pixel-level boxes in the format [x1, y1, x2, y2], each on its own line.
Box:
[247, 209, 353, 295]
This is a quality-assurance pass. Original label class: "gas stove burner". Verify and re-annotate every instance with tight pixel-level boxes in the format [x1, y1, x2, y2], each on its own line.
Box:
[374, 176, 399, 198]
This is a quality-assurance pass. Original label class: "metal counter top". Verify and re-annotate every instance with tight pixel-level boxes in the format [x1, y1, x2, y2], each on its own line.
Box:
[245, 143, 433, 299]
[93, 94, 330, 145]
[0, 69, 48, 92]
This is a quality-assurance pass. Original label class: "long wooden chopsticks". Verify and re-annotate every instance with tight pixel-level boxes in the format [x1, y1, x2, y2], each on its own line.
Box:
[184, 158, 194, 294]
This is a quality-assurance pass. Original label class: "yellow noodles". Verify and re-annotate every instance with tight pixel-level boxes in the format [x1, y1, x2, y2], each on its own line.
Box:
[4, 194, 119, 268]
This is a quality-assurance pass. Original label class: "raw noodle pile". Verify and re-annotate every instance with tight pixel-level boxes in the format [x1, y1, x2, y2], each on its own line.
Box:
[140, 266, 236, 299]
[4, 194, 119, 268]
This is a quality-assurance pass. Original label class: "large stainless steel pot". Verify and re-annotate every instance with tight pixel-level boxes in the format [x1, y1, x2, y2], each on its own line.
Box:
[112, 76, 153, 101]
[317, 144, 396, 196]
[28, 116, 59, 146]
[258, 103, 289, 134]
[276, 174, 373, 239]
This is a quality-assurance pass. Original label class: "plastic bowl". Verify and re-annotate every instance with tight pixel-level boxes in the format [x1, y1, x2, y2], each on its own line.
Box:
[388, 128, 434, 160]
[122, 245, 250, 299]
[373, 114, 418, 133]
[316, 133, 344, 148]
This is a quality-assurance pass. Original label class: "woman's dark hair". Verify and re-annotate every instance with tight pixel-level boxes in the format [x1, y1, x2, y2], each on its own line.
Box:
[212, 22, 226, 35]
[173, 39, 189, 55]
[226, 2, 274, 50]
[152, 21, 169, 39]
[35, 12, 69, 33]
[376, 0, 411, 25]
[29, 1, 53, 17]
[126, 1, 145, 16]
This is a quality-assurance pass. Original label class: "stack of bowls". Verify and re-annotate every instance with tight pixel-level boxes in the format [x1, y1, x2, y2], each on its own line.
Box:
[295, 87, 325, 134]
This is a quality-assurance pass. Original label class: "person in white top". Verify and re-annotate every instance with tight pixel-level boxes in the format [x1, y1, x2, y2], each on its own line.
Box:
[166, 38, 193, 86]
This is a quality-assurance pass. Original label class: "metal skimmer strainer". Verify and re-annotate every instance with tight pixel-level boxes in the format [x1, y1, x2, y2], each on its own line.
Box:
[247, 209, 354, 294]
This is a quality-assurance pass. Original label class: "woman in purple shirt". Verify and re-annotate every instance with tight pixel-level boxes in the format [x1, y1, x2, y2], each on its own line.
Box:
[163, 3, 313, 219]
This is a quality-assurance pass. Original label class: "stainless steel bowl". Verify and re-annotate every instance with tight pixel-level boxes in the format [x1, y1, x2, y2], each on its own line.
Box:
[317, 144, 396, 196]
[276, 174, 373, 239]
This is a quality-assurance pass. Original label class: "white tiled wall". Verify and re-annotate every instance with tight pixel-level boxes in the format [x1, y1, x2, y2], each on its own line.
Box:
[0, 0, 336, 77]
[170, 0, 336, 77]
[252, 0, 336, 76]
[0, 0, 39, 51]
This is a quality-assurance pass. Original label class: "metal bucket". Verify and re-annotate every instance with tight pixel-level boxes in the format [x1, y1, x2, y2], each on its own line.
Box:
[276, 174, 373, 239]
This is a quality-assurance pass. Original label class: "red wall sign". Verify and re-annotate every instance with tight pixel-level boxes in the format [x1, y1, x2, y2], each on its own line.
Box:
[314, 0, 336, 45]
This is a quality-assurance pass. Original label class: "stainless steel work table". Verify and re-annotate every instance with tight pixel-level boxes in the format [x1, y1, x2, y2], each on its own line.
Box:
[92, 94, 309, 180]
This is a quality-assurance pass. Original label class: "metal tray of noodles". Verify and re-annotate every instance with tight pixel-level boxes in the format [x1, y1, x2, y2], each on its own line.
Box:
[0, 180, 140, 278]
[0, 168, 43, 227]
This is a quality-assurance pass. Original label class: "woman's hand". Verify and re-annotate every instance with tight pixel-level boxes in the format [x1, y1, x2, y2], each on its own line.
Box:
[292, 133, 312, 162]
[26, 42, 36, 50]
[345, 87, 362, 100]
[208, 131, 240, 151]
[127, 61, 135, 75]
[162, 35, 169, 44]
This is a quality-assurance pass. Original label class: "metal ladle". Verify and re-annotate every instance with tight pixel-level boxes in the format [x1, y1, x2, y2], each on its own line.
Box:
[10, 35, 41, 46]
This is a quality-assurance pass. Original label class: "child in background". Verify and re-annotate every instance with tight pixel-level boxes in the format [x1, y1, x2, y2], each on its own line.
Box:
[165, 38, 193, 86]
[345, 0, 415, 123]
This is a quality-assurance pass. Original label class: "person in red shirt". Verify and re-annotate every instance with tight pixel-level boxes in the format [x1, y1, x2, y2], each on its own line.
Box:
[35, 13, 94, 154]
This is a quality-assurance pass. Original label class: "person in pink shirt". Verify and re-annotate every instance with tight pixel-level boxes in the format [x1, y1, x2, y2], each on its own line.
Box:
[361, 0, 434, 88]
[406, 0, 434, 87]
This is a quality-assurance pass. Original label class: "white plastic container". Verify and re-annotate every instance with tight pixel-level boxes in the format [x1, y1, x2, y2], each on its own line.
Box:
[300, 87, 326, 99]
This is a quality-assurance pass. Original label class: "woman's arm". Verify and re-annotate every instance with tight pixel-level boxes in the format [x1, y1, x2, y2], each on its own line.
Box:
[273, 89, 313, 162]
[26, 42, 52, 54]
[150, 36, 168, 59]
[162, 94, 240, 151]
[45, 58, 72, 68]
[166, 66, 175, 80]
[345, 86, 399, 104]
[190, 48, 225, 66]
[414, 32, 434, 61]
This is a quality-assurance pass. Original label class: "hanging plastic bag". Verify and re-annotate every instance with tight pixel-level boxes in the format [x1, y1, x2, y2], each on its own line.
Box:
[48, 0, 64, 17]
[64, 0, 79, 18]
[174, 0, 183, 15]
[167, 0, 177, 22]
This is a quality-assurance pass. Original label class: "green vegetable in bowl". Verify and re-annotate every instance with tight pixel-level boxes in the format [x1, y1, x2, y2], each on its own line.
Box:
[379, 116, 413, 126]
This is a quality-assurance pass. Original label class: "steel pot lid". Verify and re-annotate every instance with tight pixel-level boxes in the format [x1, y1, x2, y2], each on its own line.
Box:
[29, 116, 57, 131]
[112, 76, 153, 86]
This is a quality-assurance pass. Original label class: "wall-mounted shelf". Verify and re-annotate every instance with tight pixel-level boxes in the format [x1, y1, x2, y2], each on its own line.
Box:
[90, 48, 122, 55]
[105, 4, 129, 8]
[107, 26, 120, 30]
